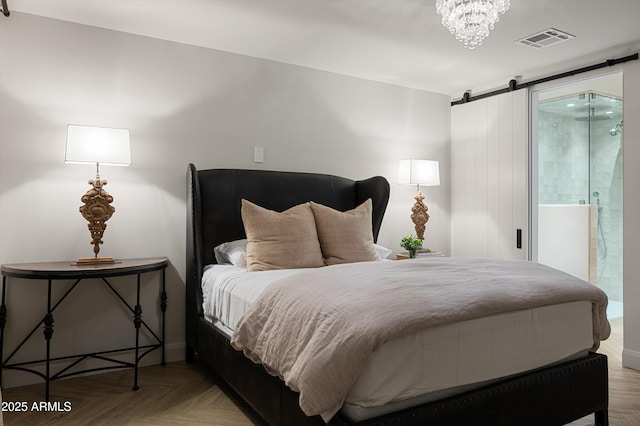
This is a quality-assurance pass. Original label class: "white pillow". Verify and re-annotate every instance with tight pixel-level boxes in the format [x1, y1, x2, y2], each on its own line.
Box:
[375, 244, 393, 259]
[213, 240, 391, 264]
[214, 239, 248, 266]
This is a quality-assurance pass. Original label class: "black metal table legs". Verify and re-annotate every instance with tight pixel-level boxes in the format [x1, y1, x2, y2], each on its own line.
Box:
[0, 260, 168, 401]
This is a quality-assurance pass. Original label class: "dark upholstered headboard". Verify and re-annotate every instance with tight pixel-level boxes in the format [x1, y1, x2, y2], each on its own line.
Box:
[185, 164, 390, 346]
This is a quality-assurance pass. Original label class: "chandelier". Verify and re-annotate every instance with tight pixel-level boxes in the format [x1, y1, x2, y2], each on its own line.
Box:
[436, 0, 511, 49]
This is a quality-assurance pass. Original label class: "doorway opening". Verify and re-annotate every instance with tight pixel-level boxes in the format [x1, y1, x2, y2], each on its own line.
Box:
[532, 73, 623, 319]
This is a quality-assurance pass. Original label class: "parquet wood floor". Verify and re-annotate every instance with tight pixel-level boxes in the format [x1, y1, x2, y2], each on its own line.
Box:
[2, 357, 260, 425]
[568, 317, 640, 426]
[2, 318, 638, 425]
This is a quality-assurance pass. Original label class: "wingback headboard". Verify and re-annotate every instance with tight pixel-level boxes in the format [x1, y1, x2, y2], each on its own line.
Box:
[186, 164, 390, 349]
[186, 164, 389, 346]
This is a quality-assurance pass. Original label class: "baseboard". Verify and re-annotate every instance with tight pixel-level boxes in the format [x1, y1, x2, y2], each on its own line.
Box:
[164, 341, 186, 363]
[2, 341, 186, 389]
[622, 348, 640, 371]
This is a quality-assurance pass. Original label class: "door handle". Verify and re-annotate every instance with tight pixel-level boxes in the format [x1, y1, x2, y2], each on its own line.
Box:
[516, 229, 522, 249]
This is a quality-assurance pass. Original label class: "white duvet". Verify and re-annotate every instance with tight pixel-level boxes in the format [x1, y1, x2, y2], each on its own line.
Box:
[202, 265, 305, 331]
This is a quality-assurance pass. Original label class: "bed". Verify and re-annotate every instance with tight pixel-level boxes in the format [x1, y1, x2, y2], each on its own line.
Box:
[186, 164, 610, 426]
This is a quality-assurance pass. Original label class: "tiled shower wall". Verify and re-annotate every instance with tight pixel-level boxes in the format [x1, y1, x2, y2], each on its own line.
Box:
[538, 107, 623, 302]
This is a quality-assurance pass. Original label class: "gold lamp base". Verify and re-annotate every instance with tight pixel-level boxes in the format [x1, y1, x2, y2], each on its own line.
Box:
[411, 191, 430, 241]
[78, 171, 116, 263]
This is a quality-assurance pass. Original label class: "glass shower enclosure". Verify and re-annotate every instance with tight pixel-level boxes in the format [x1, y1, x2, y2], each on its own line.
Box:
[537, 89, 623, 312]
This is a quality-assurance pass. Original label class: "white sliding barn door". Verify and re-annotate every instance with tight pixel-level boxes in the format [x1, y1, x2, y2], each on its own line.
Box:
[451, 90, 528, 260]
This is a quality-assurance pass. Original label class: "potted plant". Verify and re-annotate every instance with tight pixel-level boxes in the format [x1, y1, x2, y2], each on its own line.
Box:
[400, 235, 422, 259]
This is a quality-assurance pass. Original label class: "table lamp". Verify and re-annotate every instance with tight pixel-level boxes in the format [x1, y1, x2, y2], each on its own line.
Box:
[65, 125, 131, 263]
[398, 159, 440, 247]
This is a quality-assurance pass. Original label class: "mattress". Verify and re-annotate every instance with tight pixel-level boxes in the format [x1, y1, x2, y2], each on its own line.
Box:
[201, 263, 594, 421]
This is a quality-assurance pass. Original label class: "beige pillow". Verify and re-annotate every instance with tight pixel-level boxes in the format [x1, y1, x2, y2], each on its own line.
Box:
[310, 199, 381, 265]
[241, 199, 324, 272]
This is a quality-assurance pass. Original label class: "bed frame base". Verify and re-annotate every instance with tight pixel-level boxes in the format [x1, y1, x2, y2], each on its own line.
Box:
[190, 319, 608, 426]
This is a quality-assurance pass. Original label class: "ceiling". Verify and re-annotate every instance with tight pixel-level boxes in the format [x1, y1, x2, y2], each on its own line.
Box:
[8, 0, 640, 98]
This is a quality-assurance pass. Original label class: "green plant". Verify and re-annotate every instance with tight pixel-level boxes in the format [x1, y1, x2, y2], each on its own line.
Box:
[400, 235, 422, 258]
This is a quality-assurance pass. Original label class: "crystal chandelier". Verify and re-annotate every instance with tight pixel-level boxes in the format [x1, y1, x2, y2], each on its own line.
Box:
[436, 0, 511, 49]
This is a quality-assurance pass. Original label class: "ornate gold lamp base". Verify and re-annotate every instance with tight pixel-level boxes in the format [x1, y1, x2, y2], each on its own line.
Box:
[411, 191, 432, 252]
[77, 173, 116, 264]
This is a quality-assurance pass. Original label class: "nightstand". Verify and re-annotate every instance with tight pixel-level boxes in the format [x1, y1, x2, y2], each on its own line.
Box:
[396, 251, 446, 260]
[0, 257, 169, 400]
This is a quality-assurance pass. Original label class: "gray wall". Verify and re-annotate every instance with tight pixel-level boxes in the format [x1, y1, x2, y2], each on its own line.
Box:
[0, 13, 451, 386]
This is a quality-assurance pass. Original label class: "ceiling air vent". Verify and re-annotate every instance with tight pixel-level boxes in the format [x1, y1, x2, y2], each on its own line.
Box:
[516, 28, 575, 49]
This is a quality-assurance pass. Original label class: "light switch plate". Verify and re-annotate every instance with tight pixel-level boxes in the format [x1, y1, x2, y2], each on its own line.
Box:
[253, 146, 264, 163]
